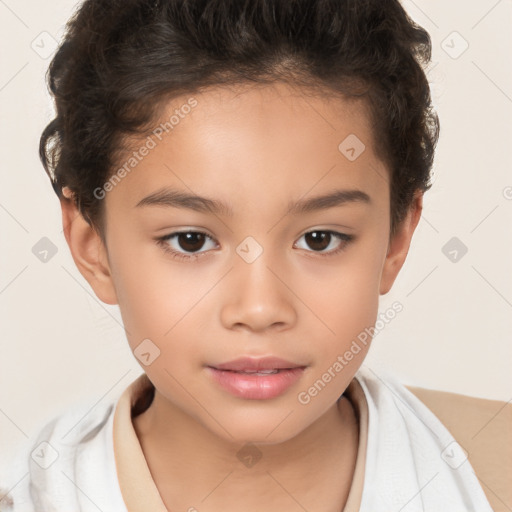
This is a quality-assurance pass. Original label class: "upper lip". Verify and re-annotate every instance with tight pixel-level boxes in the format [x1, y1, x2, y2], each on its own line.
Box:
[209, 356, 306, 372]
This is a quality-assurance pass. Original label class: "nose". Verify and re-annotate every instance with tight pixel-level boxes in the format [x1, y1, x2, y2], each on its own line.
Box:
[220, 250, 297, 333]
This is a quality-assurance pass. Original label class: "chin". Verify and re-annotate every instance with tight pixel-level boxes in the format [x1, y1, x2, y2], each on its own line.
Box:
[204, 411, 307, 447]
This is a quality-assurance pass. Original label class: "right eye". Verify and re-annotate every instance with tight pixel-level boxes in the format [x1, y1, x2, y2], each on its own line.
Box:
[156, 230, 218, 261]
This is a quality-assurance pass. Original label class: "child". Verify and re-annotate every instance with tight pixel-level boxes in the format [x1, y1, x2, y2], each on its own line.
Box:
[1, 0, 509, 510]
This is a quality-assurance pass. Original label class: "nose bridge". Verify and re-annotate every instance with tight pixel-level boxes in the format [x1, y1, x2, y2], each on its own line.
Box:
[220, 237, 296, 331]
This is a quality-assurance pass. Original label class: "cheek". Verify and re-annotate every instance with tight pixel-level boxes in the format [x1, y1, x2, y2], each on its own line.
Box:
[110, 246, 222, 368]
[106, 234, 184, 348]
[298, 241, 385, 356]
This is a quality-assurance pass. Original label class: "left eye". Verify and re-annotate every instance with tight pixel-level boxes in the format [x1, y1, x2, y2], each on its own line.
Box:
[294, 230, 353, 253]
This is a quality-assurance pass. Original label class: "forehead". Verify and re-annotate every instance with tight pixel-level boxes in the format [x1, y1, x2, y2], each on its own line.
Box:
[108, 81, 388, 212]
[166, 81, 376, 159]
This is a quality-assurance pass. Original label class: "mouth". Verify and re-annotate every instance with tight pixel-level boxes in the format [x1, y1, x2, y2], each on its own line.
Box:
[208, 367, 302, 375]
[205, 359, 307, 400]
[208, 356, 306, 373]
[210, 366, 293, 375]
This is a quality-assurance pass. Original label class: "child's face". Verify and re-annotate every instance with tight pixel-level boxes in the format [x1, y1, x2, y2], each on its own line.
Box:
[65, 81, 420, 443]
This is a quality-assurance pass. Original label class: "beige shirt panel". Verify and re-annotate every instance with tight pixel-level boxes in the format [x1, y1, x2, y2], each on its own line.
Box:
[406, 385, 512, 512]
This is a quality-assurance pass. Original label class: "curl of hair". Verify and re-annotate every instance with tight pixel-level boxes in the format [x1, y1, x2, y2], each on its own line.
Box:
[40, 0, 439, 241]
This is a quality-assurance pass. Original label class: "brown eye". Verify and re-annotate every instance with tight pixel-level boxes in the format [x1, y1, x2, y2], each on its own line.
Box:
[294, 230, 354, 255]
[157, 230, 218, 260]
[176, 232, 207, 252]
[304, 231, 331, 251]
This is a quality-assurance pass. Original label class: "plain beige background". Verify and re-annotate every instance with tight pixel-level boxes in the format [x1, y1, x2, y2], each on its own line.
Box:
[1, 0, 511, 467]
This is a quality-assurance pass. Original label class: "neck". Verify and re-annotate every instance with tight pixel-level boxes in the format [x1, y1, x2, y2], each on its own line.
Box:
[133, 388, 359, 512]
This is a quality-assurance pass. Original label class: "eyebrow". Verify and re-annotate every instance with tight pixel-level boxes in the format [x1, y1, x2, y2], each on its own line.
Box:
[135, 187, 371, 216]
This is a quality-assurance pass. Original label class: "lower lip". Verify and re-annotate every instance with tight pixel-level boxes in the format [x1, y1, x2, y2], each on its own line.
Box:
[206, 367, 306, 400]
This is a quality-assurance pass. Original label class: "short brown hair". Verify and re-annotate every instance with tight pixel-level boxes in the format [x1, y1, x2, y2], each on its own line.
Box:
[40, 0, 440, 242]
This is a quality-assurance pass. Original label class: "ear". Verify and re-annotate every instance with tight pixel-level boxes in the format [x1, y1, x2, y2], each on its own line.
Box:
[60, 187, 118, 305]
[379, 190, 423, 295]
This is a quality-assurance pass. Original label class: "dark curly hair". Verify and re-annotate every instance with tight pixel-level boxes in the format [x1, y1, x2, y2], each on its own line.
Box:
[40, 0, 439, 243]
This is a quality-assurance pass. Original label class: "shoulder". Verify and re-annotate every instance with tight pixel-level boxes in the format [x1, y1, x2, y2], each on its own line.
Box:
[0, 398, 117, 511]
[406, 384, 512, 512]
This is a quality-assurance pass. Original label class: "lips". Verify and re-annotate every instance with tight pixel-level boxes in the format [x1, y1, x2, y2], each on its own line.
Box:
[207, 367, 306, 399]
[208, 356, 306, 372]
[206, 356, 308, 399]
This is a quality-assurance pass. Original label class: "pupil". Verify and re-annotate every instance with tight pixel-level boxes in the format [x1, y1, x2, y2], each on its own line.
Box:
[305, 231, 330, 251]
[179, 232, 205, 252]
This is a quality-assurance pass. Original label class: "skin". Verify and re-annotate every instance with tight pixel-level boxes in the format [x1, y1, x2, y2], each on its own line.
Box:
[60, 81, 422, 512]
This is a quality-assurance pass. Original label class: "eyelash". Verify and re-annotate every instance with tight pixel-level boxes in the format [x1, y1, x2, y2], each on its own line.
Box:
[155, 229, 355, 262]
